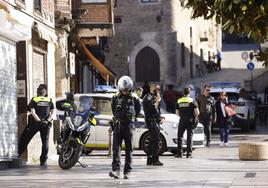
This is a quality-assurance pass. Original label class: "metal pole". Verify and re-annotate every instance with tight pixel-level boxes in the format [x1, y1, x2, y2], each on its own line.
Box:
[251, 70, 253, 90]
[107, 127, 112, 157]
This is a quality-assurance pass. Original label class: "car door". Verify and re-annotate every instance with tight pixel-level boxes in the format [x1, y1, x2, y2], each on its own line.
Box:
[94, 97, 113, 149]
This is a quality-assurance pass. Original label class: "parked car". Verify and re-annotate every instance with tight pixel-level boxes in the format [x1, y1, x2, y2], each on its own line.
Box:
[209, 82, 256, 132]
[56, 93, 204, 155]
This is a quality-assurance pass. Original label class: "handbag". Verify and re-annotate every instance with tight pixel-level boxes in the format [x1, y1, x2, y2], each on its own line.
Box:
[224, 104, 236, 117]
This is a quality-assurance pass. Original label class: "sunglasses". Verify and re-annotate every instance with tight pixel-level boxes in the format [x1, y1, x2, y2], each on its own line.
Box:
[205, 89, 210, 91]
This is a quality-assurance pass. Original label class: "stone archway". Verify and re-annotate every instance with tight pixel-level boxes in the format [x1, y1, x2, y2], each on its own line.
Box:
[135, 46, 160, 82]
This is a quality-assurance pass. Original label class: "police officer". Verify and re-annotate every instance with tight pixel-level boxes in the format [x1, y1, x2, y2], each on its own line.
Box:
[18, 84, 55, 167]
[143, 84, 164, 166]
[197, 85, 216, 147]
[176, 87, 199, 158]
[59, 92, 75, 144]
[62, 92, 74, 118]
[109, 76, 141, 179]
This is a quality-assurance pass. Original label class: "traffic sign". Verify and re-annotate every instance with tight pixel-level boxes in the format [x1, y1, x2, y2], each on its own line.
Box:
[247, 62, 255, 70]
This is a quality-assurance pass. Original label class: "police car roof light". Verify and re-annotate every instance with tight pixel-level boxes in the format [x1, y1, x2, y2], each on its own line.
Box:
[209, 82, 241, 88]
[95, 85, 118, 93]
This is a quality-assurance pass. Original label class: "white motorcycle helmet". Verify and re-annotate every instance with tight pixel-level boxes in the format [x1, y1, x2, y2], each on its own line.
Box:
[118, 76, 133, 92]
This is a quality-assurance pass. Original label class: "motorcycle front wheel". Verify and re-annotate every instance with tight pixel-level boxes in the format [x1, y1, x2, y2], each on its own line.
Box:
[58, 140, 83, 170]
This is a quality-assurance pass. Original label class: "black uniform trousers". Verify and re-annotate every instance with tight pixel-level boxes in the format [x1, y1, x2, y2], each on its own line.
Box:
[146, 119, 160, 162]
[177, 119, 193, 156]
[166, 102, 176, 114]
[199, 113, 212, 144]
[112, 121, 133, 174]
[19, 121, 50, 164]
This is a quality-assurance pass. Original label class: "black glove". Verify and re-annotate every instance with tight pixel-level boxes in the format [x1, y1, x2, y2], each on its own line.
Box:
[39, 120, 51, 128]
[109, 119, 115, 131]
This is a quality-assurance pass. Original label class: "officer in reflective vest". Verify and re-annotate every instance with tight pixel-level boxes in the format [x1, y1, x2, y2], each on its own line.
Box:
[18, 84, 55, 168]
[60, 92, 75, 143]
[175, 87, 199, 158]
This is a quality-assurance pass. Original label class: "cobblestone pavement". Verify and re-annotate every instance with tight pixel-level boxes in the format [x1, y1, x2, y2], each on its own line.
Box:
[1, 127, 268, 187]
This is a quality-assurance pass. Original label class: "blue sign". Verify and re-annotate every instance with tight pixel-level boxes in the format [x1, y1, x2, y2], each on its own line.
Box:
[247, 62, 255, 70]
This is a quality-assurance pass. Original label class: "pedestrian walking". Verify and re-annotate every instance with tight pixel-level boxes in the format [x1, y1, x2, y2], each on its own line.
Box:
[163, 84, 178, 113]
[109, 76, 141, 179]
[197, 85, 216, 147]
[143, 84, 164, 166]
[216, 50, 222, 71]
[18, 84, 55, 168]
[175, 87, 199, 158]
[215, 92, 231, 146]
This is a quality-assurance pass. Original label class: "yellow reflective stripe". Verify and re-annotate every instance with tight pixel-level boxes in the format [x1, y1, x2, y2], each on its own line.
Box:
[89, 118, 97, 126]
[177, 97, 193, 104]
[84, 143, 126, 149]
[84, 143, 109, 148]
[63, 103, 71, 107]
[33, 96, 51, 103]
[76, 138, 81, 144]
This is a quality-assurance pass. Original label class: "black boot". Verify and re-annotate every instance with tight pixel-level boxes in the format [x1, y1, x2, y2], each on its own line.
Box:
[146, 156, 153, 166]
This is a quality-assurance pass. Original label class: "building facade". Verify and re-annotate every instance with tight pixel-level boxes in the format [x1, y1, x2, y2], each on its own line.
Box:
[55, 0, 115, 97]
[105, 0, 222, 86]
[0, 0, 57, 167]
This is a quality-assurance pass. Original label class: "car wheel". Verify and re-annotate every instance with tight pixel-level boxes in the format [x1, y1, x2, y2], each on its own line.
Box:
[140, 132, 167, 156]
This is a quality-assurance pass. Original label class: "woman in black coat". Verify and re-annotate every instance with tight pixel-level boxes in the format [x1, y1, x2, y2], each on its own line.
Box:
[215, 92, 230, 146]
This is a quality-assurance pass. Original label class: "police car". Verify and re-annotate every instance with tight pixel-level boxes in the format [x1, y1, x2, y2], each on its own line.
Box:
[56, 92, 204, 155]
[209, 82, 256, 132]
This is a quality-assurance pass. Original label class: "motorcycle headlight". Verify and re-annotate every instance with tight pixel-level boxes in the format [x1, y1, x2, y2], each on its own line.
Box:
[73, 115, 83, 127]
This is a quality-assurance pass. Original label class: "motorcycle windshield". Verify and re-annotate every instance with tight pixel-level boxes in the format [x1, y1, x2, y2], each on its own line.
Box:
[75, 96, 93, 113]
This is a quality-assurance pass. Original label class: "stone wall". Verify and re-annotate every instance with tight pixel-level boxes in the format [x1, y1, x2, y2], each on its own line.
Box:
[105, 0, 221, 87]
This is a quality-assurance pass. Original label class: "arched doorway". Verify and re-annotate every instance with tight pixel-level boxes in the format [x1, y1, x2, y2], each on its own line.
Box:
[135, 46, 160, 82]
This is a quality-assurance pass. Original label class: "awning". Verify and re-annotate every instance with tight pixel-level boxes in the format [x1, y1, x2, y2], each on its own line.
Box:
[78, 39, 116, 84]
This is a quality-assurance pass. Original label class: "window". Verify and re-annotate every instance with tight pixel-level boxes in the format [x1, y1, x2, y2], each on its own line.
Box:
[34, 0, 42, 12]
[81, 0, 107, 3]
[95, 98, 112, 115]
[141, 0, 158, 3]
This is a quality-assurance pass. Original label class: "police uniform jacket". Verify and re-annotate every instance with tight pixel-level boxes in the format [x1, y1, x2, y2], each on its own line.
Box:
[28, 95, 54, 122]
[142, 93, 160, 120]
[111, 93, 141, 122]
[176, 96, 198, 121]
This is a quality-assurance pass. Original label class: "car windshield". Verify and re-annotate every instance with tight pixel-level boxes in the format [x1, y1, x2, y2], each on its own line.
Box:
[210, 92, 239, 101]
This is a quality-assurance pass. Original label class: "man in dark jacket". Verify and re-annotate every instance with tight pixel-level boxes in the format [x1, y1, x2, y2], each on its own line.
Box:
[197, 85, 216, 147]
[143, 84, 164, 166]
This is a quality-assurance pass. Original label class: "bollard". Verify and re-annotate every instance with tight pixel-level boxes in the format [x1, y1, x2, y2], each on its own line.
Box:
[108, 127, 113, 157]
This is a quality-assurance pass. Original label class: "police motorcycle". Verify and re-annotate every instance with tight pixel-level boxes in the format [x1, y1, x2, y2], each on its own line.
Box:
[57, 96, 96, 170]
